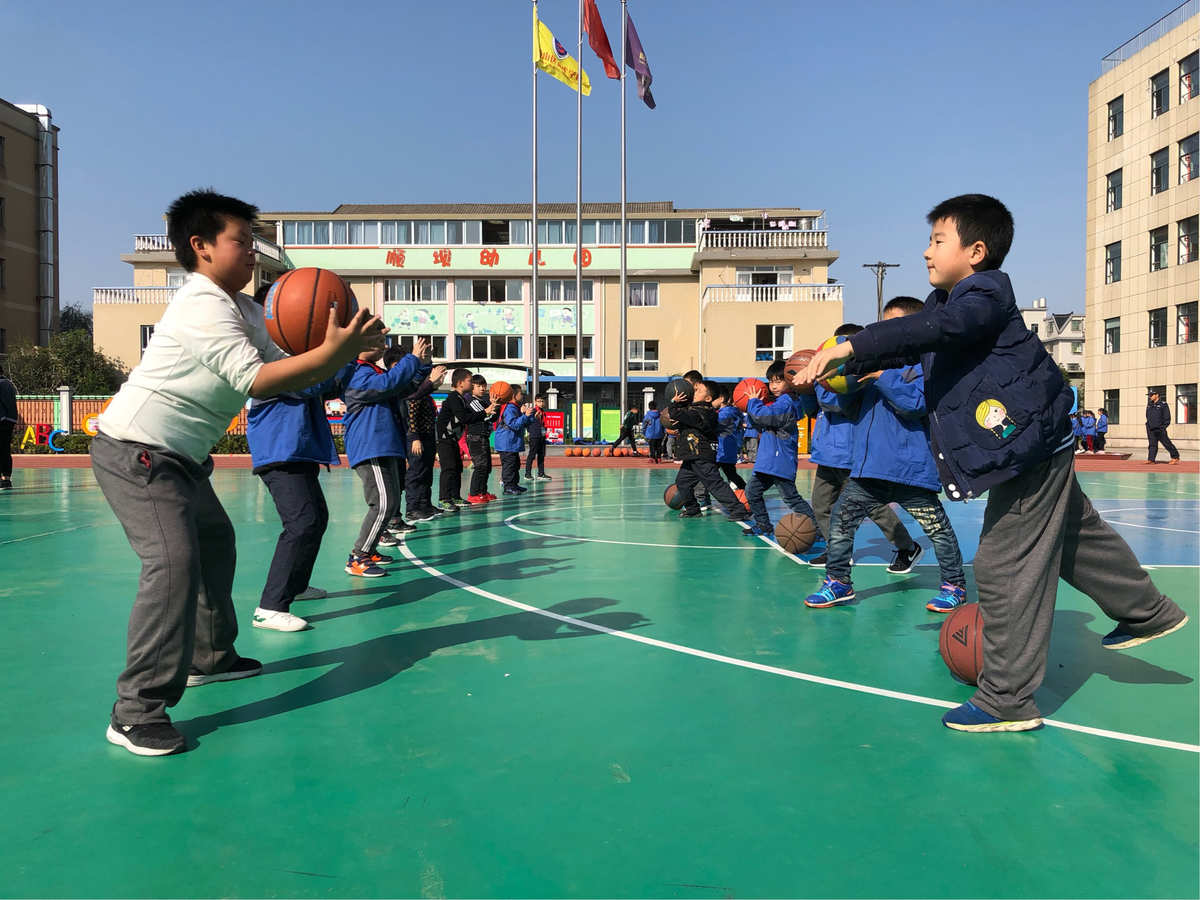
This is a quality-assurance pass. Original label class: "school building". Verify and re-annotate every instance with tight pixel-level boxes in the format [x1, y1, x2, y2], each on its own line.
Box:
[0, 97, 60, 355]
[1085, 0, 1198, 453]
[93, 201, 845, 424]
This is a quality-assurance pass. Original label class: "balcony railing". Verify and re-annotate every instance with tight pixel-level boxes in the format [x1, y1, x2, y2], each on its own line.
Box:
[132, 233, 282, 261]
[702, 283, 843, 304]
[93, 286, 178, 304]
[698, 229, 827, 251]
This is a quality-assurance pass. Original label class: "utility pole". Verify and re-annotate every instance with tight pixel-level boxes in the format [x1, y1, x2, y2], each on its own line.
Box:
[862, 261, 900, 321]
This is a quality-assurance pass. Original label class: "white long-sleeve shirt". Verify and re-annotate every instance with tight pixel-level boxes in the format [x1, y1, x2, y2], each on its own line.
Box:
[99, 272, 287, 463]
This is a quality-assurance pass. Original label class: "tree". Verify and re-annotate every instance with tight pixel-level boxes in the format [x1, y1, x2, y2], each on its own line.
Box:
[59, 303, 94, 336]
[6, 331, 127, 395]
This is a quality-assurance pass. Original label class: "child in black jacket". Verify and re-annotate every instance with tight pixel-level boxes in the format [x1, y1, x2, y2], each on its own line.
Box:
[666, 380, 750, 522]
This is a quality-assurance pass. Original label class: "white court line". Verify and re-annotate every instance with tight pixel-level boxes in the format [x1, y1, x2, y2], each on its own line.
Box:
[1105, 519, 1200, 535]
[397, 540, 1198, 754]
[505, 501, 768, 551]
[0, 522, 106, 546]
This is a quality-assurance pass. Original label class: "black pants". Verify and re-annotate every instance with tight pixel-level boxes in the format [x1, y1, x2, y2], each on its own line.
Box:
[0, 421, 13, 478]
[525, 436, 546, 476]
[467, 434, 493, 496]
[405, 434, 436, 513]
[1147, 427, 1179, 462]
[438, 438, 463, 502]
[678, 458, 746, 518]
[614, 427, 638, 452]
[500, 451, 521, 489]
[648, 437, 664, 462]
[1095, 432, 1106, 452]
[718, 462, 746, 490]
[258, 462, 329, 612]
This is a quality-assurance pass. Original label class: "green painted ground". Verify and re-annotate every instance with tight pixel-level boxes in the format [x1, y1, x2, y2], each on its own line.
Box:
[0, 467, 1196, 898]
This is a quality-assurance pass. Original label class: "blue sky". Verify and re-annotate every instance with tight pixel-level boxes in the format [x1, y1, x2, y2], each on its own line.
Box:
[1, 0, 1169, 325]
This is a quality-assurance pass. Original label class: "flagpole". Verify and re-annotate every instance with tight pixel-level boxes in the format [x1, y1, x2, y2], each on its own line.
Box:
[574, 0, 584, 442]
[618, 0, 628, 425]
[531, 0, 541, 405]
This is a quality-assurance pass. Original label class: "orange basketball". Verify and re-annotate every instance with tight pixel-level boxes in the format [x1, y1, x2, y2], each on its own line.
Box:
[591, 447, 602, 457]
[489, 381, 514, 404]
[939, 603, 984, 685]
[784, 349, 818, 395]
[732, 377, 768, 412]
[263, 268, 357, 355]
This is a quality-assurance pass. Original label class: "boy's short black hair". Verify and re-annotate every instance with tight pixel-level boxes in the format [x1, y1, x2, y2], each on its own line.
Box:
[647, 400, 657, 410]
[702, 380, 724, 400]
[166, 189, 259, 272]
[470, 374, 487, 387]
[682, 370, 703, 384]
[765, 360, 787, 380]
[382, 346, 404, 368]
[927, 193, 1013, 271]
[451, 367, 473, 385]
[1099, 407, 1107, 415]
[883, 296, 925, 317]
[535, 393, 546, 403]
[834, 323, 863, 337]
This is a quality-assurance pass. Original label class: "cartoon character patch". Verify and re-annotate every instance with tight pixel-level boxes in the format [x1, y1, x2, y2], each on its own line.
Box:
[976, 399, 1016, 439]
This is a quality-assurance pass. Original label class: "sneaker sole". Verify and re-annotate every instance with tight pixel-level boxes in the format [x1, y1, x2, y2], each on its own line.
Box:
[105, 724, 183, 756]
[943, 717, 1044, 733]
[1103, 615, 1189, 650]
[804, 592, 855, 609]
[253, 619, 309, 633]
[925, 603, 961, 614]
[345, 567, 388, 577]
[186, 666, 263, 687]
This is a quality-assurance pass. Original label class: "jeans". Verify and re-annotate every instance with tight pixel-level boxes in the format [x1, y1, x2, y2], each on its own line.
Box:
[259, 462, 329, 612]
[745, 471, 816, 532]
[811, 464, 914, 553]
[826, 477, 964, 588]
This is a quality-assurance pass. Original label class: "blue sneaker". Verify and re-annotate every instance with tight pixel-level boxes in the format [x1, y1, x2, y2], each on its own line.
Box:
[926, 583, 967, 613]
[743, 524, 774, 538]
[1101, 614, 1188, 650]
[941, 701, 1043, 733]
[803, 576, 855, 608]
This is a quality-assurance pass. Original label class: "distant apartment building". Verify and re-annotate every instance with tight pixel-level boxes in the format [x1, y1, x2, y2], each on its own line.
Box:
[0, 98, 59, 355]
[1020, 297, 1085, 390]
[1085, 1, 1198, 451]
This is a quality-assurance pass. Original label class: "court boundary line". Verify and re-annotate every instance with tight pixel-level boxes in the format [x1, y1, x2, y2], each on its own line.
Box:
[397, 539, 1199, 755]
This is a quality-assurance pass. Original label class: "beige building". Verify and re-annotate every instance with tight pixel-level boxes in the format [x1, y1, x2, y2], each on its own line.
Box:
[1020, 298, 1086, 390]
[0, 98, 59, 355]
[1085, 1, 1198, 453]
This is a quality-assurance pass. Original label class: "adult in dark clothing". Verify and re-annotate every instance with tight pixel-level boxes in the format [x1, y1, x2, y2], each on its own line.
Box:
[524, 394, 551, 480]
[435, 369, 494, 508]
[405, 365, 448, 520]
[1145, 391, 1180, 464]
[0, 366, 16, 489]
[666, 381, 749, 521]
[613, 406, 642, 455]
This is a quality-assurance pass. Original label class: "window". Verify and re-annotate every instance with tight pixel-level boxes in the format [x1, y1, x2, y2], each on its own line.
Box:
[1179, 216, 1198, 265]
[755, 324, 793, 361]
[1150, 148, 1169, 194]
[537, 220, 563, 244]
[1105, 241, 1121, 283]
[1104, 317, 1120, 354]
[388, 334, 447, 358]
[628, 282, 658, 307]
[349, 221, 377, 245]
[506, 279, 523, 302]
[597, 219, 620, 243]
[380, 221, 409, 244]
[332, 221, 348, 244]
[1149, 307, 1168, 348]
[1070, 318, 1083, 333]
[1151, 69, 1170, 118]
[1107, 96, 1124, 139]
[413, 221, 446, 244]
[627, 220, 645, 244]
[446, 221, 463, 245]
[538, 335, 593, 360]
[1070, 341, 1083, 354]
[139, 325, 155, 356]
[471, 279, 507, 303]
[455, 334, 522, 360]
[312, 221, 329, 244]
[1181, 52, 1198, 102]
[1103, 389, 1120, 425]
[1030, 322, 1039, 336]
[509, 220, 530, 244]
[1181, 133, 1198, 184]
[537, 279, 592, 302]
[481, 221, 510, 245]
[166, 268, 186, 288]
[392, 279, 447, 302]
[628, 339, 659, 371]
[1179, 302, 1198, 344]
[1105, 169, 1122, 211]
[1177, 384, 1197, 425]
[1150, 226, 1169, 271]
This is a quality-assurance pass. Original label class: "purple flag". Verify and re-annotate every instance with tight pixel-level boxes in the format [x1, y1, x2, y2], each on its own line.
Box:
[624, 13, 655, 109]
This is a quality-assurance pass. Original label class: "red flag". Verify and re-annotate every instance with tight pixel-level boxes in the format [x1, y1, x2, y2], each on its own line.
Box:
[583, 0, 620, 80]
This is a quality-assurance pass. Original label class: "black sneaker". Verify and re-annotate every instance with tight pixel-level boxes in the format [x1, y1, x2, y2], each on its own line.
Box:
[0, 477, 12, 490]
[391, 518, 417, 533]
[435, 502, 459, 515]
[807, 552, 828, 567]
[106, 719, 185, 756]
[186, 656, 263, 687]
[679, 509, 703, 519]
[887, 544, 924, 575]
[407, 509, 436, 523]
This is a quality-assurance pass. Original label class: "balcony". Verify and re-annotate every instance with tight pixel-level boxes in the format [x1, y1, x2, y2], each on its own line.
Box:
[701, 283, 843, 304]
[93, 286, 177, 304]
[698, 229, 827, 251]
[132, 233, 283, 261]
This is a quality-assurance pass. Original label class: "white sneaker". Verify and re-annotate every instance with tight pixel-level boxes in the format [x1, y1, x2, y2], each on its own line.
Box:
[252, 608, 309, 632]
[294, 586, 327, 601]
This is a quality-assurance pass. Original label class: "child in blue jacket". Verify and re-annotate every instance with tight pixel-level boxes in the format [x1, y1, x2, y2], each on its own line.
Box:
[1070, 413, 1082, 452]
[642, 402, 665, 463]
[804, 298, 967, 613]
[743, 359, 819, 538]
[798, 193, 1187, 733]
[713, 387, 746, 491]
[809, 322, 918, 571]
[1096, 408, 1108, 452]
[1079, 410, 1097, 452]
[495, 386, 533, 495]
[342, 339, 431, 576]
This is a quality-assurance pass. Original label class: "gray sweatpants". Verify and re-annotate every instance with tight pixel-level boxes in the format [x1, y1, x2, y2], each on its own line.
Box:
[91, 432, 241, 724]
[353, 457, 402, 555]
[972, 447, 1186, 720]
[811, 464, 915, 552]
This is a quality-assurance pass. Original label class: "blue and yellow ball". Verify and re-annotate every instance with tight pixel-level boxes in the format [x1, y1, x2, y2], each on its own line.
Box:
[817, 334, 862, 394]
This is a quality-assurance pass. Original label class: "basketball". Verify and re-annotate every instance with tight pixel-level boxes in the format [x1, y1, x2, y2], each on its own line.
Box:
[939, 602, 984, 685]
[489, 380, 514, 404]
[664, 484, 684, 509]
[775, 513, 817, 554]
[604, 446, 613, 457]
[732, 377, 768, 411]
[784, 349, 818, 395]
[591, 447, 602, 457]
[262, 268, 357, 355]
[816, 336, 861, 394]
[665, 377, 693, 407]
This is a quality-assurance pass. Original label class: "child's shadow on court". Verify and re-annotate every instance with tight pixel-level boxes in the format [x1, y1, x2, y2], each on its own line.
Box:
[174, 597, 649, 745]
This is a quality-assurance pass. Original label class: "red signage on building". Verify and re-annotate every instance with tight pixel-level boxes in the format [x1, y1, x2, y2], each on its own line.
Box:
[385, 249, 406, 268]
[543, 410, 565, 444]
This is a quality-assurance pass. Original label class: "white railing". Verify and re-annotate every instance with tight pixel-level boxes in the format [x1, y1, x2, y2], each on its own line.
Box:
[93, 286, 178, 304]
[698, 229, 827, 251]
[702, 283, 843, 304]
[132, 233, 282, 261]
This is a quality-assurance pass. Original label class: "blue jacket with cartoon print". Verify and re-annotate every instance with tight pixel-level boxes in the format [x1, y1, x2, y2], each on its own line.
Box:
[342, 354, 431, 467]
[847, 270, 1073, 500]
[847, 366, 940, 492]
[716, 405, 743, 463]
[746, 392, 818, 479]
[494, 402, 531, 453]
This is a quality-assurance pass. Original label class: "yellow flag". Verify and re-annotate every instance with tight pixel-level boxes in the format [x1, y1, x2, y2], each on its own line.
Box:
[533, 7, 591, 95]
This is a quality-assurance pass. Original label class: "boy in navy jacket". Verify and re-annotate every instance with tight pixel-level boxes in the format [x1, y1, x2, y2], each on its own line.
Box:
[496, 386, 533, 495]
[466, 375, 499, 503]
[664, 380, 749, 521]
[403, 363, 448, 522]
[809, 322, 918, 571]
[342, 338, 431, 576]
[798, 194, 1187, 733]
[524, 394, 551, 481]
[803, 298, 966, 613]
[642, 402, 665, 463]
[743, 360, 819, 538]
